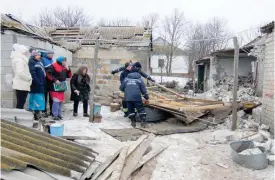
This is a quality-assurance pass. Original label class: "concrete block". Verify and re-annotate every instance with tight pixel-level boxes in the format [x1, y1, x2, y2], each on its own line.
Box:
[97, 80, 106, 84]
[110, 103, 121, 112]
[102, 75, 112, 80]
[248, 133, 264, 142]
[1, 58, 12, 66]
[1, 91, 14, 99]
[1, 42, 13, 51]
[1, 99, 14, 108]
[110, 59, 120, 64]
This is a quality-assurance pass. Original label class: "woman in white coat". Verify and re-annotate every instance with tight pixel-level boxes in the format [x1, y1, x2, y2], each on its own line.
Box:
[11, 44, 32, 109]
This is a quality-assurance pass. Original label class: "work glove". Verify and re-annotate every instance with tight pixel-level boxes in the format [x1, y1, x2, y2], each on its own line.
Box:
[111, 71, 116, 75]
[143, 94, 149, 100]
[74, 90, 80, 96]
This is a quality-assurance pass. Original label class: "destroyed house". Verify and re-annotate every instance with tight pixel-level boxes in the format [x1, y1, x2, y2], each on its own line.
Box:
[1, 119, 98, 180]
[248, 21, 274, 133]
[47, 26, 152, 105]
[195, 48, 256, 92]
[1, 14, 73, 108]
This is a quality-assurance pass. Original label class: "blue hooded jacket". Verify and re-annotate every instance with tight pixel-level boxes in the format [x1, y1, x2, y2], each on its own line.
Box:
[28, 57, 46, 93]
[120, 72, 148, 102]
[41, 52, 54, 68]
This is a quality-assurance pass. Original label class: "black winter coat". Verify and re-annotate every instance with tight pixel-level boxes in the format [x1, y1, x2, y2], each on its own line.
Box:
[70, 74, 91, 101]
[28, 57, 46, 93]
[120, 72, 148, 102]
[46, 62, 72, 92]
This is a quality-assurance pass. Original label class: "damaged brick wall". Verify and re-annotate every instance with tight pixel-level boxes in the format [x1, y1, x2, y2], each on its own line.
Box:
[262, 31, 274, 133]
[72, 46, 150, 105]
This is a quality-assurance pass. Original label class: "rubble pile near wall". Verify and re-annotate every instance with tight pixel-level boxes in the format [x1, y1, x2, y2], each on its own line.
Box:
[216, 73, 253, 90]
[195, 87, 259, 103]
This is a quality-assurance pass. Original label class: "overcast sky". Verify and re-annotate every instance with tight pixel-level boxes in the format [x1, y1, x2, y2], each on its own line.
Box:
[1, 0, 274, 33]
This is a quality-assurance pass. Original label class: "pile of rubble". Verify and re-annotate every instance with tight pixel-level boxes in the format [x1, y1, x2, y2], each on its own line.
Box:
[216, 73, 253, 90]
[195, 87, 259, 103]
[210, 107, 274, 166]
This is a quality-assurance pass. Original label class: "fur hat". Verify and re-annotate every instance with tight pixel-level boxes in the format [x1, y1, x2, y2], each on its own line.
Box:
[12, 44, 20, 51]
[18, 45, 29, 54]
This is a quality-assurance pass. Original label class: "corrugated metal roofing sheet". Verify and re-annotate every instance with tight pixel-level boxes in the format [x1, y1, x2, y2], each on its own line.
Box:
[1, 14, 58, 45]
[1, 119, 98, 179]
[48, 26, 151, 47]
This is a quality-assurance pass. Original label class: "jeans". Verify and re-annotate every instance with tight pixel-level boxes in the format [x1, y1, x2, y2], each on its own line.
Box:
[16, 90, 28, 109]
[73, 100, 88, 114]
[52, 101, 62, 117]
[126, 101, 146, 117]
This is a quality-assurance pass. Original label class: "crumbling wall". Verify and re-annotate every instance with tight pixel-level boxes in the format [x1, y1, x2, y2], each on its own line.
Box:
[1, 31, 72, 108]
[72, 46, 150, 104]
[207, 55, 255, 91]
[262, 31, 274, 133]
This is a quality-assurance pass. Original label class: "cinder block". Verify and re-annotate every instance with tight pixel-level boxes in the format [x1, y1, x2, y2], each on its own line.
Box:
[1, 99, 14, 108]
[110, 59, 120, 64]
[1, 58, 12, 66]
[102, 75, 112, 80]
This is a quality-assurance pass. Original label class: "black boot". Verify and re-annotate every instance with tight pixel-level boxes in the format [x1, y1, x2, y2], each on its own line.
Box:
[129, 116, 136, 128]
[83, 113, 89, 117]
[140, 114, 147, 128]
[73, 112, 78, 117]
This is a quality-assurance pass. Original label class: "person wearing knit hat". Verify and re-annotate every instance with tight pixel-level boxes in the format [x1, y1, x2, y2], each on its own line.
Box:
[28, 49, 45, 120]
[46, 56, 72, 120]
[11, 44, 32, 109]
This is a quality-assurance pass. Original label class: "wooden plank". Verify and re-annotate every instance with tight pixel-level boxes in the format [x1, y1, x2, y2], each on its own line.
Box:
[109, 146, 129, 180]
[91, 148, 121, 180]
[133, 146, 167, 173]
[60, 136, 97, 140]
[96, 135, 148, 180]
[132, 158, 157, 180]
[120, 134, 156, 180]
[127, 135, 148, 156]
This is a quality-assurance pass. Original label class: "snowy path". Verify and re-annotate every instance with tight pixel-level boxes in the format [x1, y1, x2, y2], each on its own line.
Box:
[60, 103, 274, 180]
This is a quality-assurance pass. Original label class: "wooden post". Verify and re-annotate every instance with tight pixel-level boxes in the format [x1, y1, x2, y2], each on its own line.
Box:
[231, 37, 239, 131]
[161, 67, 163, 84]
[89, 39, 99, 122]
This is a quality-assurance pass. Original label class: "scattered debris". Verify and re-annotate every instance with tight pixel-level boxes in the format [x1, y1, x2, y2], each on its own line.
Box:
[110, 103, 121, 112]
[90, 134, 166, 180]
[248, 133, 265, 142]
[239, 148, 263, 155]
[216, 163, 229, 169]
[267, 155, 274, 165]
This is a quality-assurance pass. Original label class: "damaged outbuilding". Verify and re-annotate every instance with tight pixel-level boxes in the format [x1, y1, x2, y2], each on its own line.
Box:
[195, 48, 256, 92]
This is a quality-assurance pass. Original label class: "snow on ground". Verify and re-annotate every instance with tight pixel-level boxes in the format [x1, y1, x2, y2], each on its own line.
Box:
[60, 103, 274, 180]
[151, 76, 189, 87]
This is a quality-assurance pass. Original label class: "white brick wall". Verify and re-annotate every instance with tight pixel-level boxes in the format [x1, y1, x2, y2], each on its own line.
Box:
[262, 30, 275, 133]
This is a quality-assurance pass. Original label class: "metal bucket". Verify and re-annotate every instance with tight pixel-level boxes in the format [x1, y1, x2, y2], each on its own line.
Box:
[230, 140, 268, 170]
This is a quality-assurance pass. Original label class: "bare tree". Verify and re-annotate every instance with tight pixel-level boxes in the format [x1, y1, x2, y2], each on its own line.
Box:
[185, 18, 230, 75]
[34, 6, 91, 27]
[160, 9, 187, 75]
[141, 13, 159, 29]
[97, 18, 131, 26]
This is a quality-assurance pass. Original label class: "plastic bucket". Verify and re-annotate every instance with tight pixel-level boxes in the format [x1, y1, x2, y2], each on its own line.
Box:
[50, 123, 64, 136]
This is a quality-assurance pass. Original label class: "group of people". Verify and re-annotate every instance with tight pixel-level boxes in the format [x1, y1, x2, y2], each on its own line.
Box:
[11, 44, 91, 120]
[111, 62, 155, 128]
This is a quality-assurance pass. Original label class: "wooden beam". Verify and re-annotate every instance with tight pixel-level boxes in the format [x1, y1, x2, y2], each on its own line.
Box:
[109, 146, 129, 180]
[231, 37, 239, 131]
[60, 136, 97, 140]
[120, 134, 155, 180]
[91, 148, 121, 180]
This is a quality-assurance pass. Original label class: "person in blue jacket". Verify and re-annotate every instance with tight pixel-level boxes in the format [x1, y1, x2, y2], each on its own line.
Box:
[120, 72, 149, 128]
[112, 61, 154, 117]
[28, 50, 46, 120]
[41, 50, 54, 117]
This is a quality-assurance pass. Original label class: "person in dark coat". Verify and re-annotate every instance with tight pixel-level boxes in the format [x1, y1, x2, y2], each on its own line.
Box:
[120, 72, 149, 128]
[46, 56, 72, 120]
[111, 62, 155, 83]
[41, 51, 54, 117]
[70, 66, 91, 117]
[28, 50, 46, 120]
[112, 61, 154, 117]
